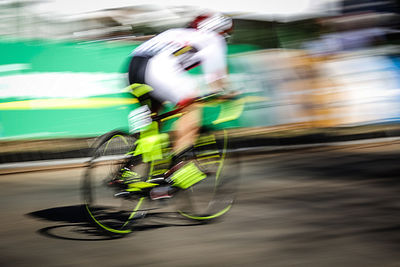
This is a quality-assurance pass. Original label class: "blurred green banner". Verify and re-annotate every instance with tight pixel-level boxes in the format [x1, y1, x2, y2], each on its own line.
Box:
[0, 39, 262, 140]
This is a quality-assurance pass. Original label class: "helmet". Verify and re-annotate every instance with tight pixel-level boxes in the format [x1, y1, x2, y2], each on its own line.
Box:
[188, 13, 233, 35]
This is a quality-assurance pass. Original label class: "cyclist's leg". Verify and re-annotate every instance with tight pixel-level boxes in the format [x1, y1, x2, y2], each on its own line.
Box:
[172, 102, 201, 154]
[144, 55, 206, 198]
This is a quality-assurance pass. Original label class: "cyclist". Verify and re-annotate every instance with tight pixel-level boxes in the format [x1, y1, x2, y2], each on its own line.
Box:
[126, 12, 233, 199]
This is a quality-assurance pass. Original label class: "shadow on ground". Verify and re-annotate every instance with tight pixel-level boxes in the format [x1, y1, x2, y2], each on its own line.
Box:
[27, 205, 202, 241]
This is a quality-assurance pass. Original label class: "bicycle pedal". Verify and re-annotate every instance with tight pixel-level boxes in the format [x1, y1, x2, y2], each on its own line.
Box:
[150, 186, 178, 200]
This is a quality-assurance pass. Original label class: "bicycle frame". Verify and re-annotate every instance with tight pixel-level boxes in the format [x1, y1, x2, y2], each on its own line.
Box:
[130, 93, 245, 163]
[83, 92, 244, 235]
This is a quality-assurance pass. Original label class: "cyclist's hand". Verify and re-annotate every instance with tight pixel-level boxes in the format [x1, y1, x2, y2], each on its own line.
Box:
[218, 90, 240, 100]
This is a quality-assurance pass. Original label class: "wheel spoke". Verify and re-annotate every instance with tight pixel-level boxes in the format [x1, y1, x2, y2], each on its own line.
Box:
[82, 132, 149, 235]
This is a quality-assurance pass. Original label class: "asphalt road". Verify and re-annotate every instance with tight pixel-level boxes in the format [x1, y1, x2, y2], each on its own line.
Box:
[1, 141, 400, 267]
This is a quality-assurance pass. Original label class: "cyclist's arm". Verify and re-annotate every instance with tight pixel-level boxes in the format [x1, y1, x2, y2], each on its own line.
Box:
[194, 32, 228, 92]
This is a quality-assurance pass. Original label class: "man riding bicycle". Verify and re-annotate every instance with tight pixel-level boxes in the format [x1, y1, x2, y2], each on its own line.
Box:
[126, 12, 233, 200]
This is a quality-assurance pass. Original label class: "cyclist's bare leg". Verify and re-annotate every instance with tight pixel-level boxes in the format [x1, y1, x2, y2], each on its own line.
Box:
[172, 103, 201, 154]
[150, 104, 201, 200]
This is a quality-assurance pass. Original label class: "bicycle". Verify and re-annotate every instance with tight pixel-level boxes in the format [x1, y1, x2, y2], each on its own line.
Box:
[81, 92, 242, 235]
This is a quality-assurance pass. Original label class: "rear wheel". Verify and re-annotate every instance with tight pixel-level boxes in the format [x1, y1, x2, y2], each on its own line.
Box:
[175, 130, 240, 221]
[82, 131, 150, 235]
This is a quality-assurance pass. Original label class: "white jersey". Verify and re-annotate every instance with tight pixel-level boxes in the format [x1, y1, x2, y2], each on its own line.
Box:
[132, 28, 227, 86]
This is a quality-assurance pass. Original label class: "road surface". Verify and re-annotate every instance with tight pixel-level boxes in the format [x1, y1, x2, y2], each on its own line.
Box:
[1, 140, 400, 266]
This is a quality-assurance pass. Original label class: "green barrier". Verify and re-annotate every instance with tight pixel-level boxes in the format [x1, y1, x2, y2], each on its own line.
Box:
[0, 38, 262, 140]
[0, 92, 141, 139]
[0, 38, 258, 75]
[0, 95, 140, 139]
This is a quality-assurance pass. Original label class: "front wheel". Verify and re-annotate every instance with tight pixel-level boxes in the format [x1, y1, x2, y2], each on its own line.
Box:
[175, 130, 240, 221]
[82, 131, 150, 235]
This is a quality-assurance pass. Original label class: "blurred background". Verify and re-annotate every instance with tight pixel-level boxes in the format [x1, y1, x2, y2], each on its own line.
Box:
[1, 2, 400, 266]
[1, 0, 400, 159]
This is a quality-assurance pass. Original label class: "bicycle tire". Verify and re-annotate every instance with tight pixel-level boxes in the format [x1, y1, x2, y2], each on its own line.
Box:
[175, 130, 240, 221]
[82, 131, 150, 235]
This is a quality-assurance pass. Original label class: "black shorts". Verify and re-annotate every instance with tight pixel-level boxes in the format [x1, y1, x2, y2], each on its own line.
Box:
[128, 55, 151, 85]
[128, 55, 162, 113]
